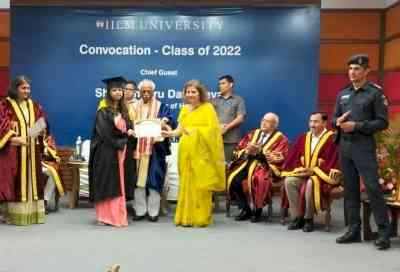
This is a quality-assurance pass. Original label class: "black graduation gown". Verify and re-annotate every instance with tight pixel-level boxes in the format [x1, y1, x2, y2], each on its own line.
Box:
[88, 108, 137, 203]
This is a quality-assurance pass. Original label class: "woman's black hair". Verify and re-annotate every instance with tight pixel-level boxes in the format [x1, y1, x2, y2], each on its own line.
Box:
[7, 75, 31, 100]
[104, 85, 130, 122]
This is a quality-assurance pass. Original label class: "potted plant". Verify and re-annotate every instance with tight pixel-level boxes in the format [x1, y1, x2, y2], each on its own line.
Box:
[375, 114, 400, 202]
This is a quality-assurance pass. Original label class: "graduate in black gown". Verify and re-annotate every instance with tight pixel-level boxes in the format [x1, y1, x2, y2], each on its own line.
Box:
[88, 76, 137, 227]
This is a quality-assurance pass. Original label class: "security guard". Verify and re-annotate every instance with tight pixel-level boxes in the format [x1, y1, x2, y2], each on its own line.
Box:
[333, 54, 391, 250]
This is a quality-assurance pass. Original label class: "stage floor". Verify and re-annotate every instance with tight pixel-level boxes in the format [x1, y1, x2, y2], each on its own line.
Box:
[1, 198, 399, 272]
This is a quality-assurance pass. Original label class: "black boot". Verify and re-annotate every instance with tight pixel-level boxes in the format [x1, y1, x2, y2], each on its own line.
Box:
[148, 215, 159, 222]
[132, 213, 146, 221]
[336, 231, 361, 244]
[302, 218, 314, 232]
[44, 200, 50, 215]
[374, 237, 391, 250]
[54, 197, 59, 213]
[251, 208, 263, 223]
[287, 217, 305, 230]
[235, 208, 252, 221]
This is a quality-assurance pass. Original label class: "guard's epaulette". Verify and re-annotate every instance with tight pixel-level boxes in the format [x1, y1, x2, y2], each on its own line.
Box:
[369, 82, 383, 90]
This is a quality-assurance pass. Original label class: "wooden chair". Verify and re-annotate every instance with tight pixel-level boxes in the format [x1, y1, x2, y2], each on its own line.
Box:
[264, 179, 288, 223]
[57, 147, 75, 207]
[159, 181, 170, 216]
[213, 174, 229, 214]
[324, 185, 345, 231]
[225, 176, 287, 220]
[57, 147, 74, 189]
[324, 172, 348, 231]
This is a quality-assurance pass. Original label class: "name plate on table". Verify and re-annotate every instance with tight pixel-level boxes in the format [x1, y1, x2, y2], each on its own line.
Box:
[135, 119, 162, 139]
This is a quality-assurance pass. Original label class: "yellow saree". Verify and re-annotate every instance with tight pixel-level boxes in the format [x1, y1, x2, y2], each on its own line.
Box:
[174, 102, 226, 227]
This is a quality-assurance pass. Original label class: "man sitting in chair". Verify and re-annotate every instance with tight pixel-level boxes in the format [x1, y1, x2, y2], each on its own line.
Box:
[227, 112, 289, 222]
[282, 112, 341, 232]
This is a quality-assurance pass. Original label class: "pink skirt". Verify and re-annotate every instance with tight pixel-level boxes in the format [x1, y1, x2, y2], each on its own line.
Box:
[95, 116, 128, 227]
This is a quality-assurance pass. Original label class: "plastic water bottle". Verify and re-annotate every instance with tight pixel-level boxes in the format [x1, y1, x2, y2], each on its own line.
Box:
[75, 136, 82, 160]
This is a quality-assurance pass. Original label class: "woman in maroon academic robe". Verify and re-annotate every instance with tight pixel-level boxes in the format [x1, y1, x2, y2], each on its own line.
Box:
[0, 75, 53, 225]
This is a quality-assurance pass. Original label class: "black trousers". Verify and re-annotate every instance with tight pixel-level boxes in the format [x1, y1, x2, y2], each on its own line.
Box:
[340, 145, 390, 238]
[229, 164, 250, 211]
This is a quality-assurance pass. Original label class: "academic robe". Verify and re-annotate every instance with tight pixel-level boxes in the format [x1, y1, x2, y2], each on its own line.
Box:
[281, 130, 341, 214]
[135, 101, 174, 193]
[146, 103, 174, 193]
[227, 129, 289, 209]
[89, 107, 137, 203]
[41, 134, 64, 197]
[0, 97, 49, 202]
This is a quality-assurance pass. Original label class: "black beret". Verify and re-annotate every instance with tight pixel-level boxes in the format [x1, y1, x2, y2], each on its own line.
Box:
[347, 54, 369, 68]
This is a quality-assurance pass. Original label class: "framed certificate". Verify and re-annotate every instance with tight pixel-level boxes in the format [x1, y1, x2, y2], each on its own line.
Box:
[134, 119, 162, 138]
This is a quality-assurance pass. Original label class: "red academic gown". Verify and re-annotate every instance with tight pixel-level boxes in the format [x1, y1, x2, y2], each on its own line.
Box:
[227, 129, 289, 209]
[41, 134, 65, 197]
[0, 97, 50, 202]
[281, 130, 341, 214]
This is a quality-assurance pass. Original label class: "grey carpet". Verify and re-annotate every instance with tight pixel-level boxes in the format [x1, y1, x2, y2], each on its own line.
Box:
[0, 198, 399, 272]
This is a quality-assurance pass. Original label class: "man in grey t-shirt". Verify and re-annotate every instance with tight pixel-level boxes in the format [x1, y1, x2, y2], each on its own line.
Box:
[212, 75, 246, 163]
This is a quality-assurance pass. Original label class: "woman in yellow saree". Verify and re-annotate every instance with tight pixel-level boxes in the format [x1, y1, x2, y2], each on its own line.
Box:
[162, 80, 226, 227]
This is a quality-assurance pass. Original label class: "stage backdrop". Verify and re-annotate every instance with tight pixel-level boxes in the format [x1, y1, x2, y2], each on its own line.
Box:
[11, 7, 320, 146]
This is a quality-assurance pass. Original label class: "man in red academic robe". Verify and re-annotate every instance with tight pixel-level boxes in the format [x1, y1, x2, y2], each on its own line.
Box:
[0, 76, 55, 225]
[227, 112, 289, 222]
[282, 112, 341, 232]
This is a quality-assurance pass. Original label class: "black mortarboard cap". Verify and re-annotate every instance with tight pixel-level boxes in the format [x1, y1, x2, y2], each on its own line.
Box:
[102, 76, 127, 89]
[347, 54, 370, 68]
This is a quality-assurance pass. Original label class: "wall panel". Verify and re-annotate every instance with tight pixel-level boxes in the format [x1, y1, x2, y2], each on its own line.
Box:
[384, 38, 400, 70]
[0, 11, 10, 38]
[320, 43, 380, 72]
[0, 40, 10, 68]
[384, 71, 400, 102]
[386, 3, 400, 38]
[321, 12, 380, 40]
[0, 69, 9, 96]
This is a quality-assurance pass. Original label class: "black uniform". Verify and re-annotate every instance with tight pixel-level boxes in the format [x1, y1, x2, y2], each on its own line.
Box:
[333, 81, 390, 238]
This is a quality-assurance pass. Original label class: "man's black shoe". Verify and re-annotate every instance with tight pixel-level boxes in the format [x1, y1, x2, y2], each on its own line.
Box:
[132, 214, 146, 221]
[44, 200, 50, 215]
[374, 237, 391, 250]
[148, 215, 159, 222]
[235, 209, 252, 221]
[251, 209, 263, 223]
[336, 231, 361, 244]
[302, 219, 314, 232]
[287, 217, 305, 230]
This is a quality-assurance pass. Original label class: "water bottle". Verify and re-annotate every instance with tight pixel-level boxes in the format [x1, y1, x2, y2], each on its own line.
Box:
[75, 136, 82, 160]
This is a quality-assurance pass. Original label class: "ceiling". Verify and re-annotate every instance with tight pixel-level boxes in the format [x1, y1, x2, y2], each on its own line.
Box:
[0, 0, 399, 9]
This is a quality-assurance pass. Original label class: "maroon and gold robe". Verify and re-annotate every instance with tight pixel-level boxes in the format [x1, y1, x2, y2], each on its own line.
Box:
[41, 135, 64, 197]
[0, 97, 49, 202]
[281, 130, 341, 214]
[227, 129, 289, 209]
